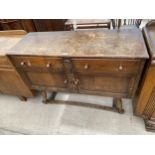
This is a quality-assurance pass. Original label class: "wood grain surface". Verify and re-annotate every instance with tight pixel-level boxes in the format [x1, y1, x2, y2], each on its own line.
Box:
[8, 28, 149, 58]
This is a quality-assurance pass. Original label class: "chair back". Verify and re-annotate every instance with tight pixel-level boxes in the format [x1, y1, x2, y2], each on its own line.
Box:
[111, 19, 142, 29]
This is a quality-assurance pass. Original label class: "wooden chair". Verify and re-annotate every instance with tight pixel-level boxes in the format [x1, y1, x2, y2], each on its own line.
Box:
[111, 19, 142, 29]
[65, 19, 111, 30]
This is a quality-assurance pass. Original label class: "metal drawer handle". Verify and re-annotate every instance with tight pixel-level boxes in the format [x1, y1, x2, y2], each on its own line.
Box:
[46, 63, 51, 68]
[84, 64, 89, 70]
[64, 79, 68, 84]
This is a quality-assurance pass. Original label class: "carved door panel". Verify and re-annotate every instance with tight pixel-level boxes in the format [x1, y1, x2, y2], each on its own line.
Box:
[76, 73, 136, 97]
[20, 70, 68, 92]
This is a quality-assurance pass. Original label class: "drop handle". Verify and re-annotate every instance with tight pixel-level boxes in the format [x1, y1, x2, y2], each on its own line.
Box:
[74, 79, 79, 85]
[84, 64, 89, 70]
[64, 79, 68, 84]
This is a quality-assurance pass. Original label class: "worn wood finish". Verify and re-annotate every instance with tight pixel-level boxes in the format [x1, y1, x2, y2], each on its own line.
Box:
[134, 21, 155, 132]
[8, 28, 148, 112]
[0, 30, 34, 100]
[9, 29, 148, 58]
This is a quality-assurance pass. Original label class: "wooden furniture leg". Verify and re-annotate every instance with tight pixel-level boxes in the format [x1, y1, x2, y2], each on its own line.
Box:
[144, 117, 155, 132]
[41, 91, 125, 114]
[113, 98, 125, 113]
[42, 91, 48, 103]
[19, 96, 27, 101]
[50, 92, 57, 100]
[42, 91, 57, 104]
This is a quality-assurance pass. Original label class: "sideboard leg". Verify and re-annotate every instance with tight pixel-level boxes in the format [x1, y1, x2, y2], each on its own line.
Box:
[113, 98, 125, 114]
[144, 117, 155, 132]
[42, 91, 48, 103]
[19, 96, 27, 101]
[51, 92, 57, 100]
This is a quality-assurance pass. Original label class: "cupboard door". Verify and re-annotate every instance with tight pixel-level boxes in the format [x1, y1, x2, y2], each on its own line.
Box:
[76, 74, 136, 97]
[21, 71, 68, 92]
[0, 68, 33, 97]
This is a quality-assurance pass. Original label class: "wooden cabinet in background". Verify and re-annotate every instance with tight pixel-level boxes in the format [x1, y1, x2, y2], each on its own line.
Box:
[0, 19, 36, 32]
[0, 57, 33, 100]
[0, 31, 34, 100]
[0, 19, 67, 32]
[134, 21, 155, 132]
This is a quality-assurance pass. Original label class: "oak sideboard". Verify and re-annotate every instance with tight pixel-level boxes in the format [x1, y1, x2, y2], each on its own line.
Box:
[6, 28, 148, 113]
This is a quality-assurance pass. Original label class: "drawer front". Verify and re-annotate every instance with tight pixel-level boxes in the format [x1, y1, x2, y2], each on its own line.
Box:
[72, 59, 141, 74]
[0, 56, 12, 68]
[76, 74, 135, 97]
[10, 56, 64, 72]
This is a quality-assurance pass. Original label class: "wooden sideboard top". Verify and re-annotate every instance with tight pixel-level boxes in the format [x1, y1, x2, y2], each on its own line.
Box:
[9, 28, 149, 58]
[143, 25, 155, 59]
[0, 30, 26, 56]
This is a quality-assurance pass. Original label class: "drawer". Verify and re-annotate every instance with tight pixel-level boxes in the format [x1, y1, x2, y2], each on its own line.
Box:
[72, 59, 141, 74]
[10, 56, 64, 72]
[0, 56, 12, 68]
